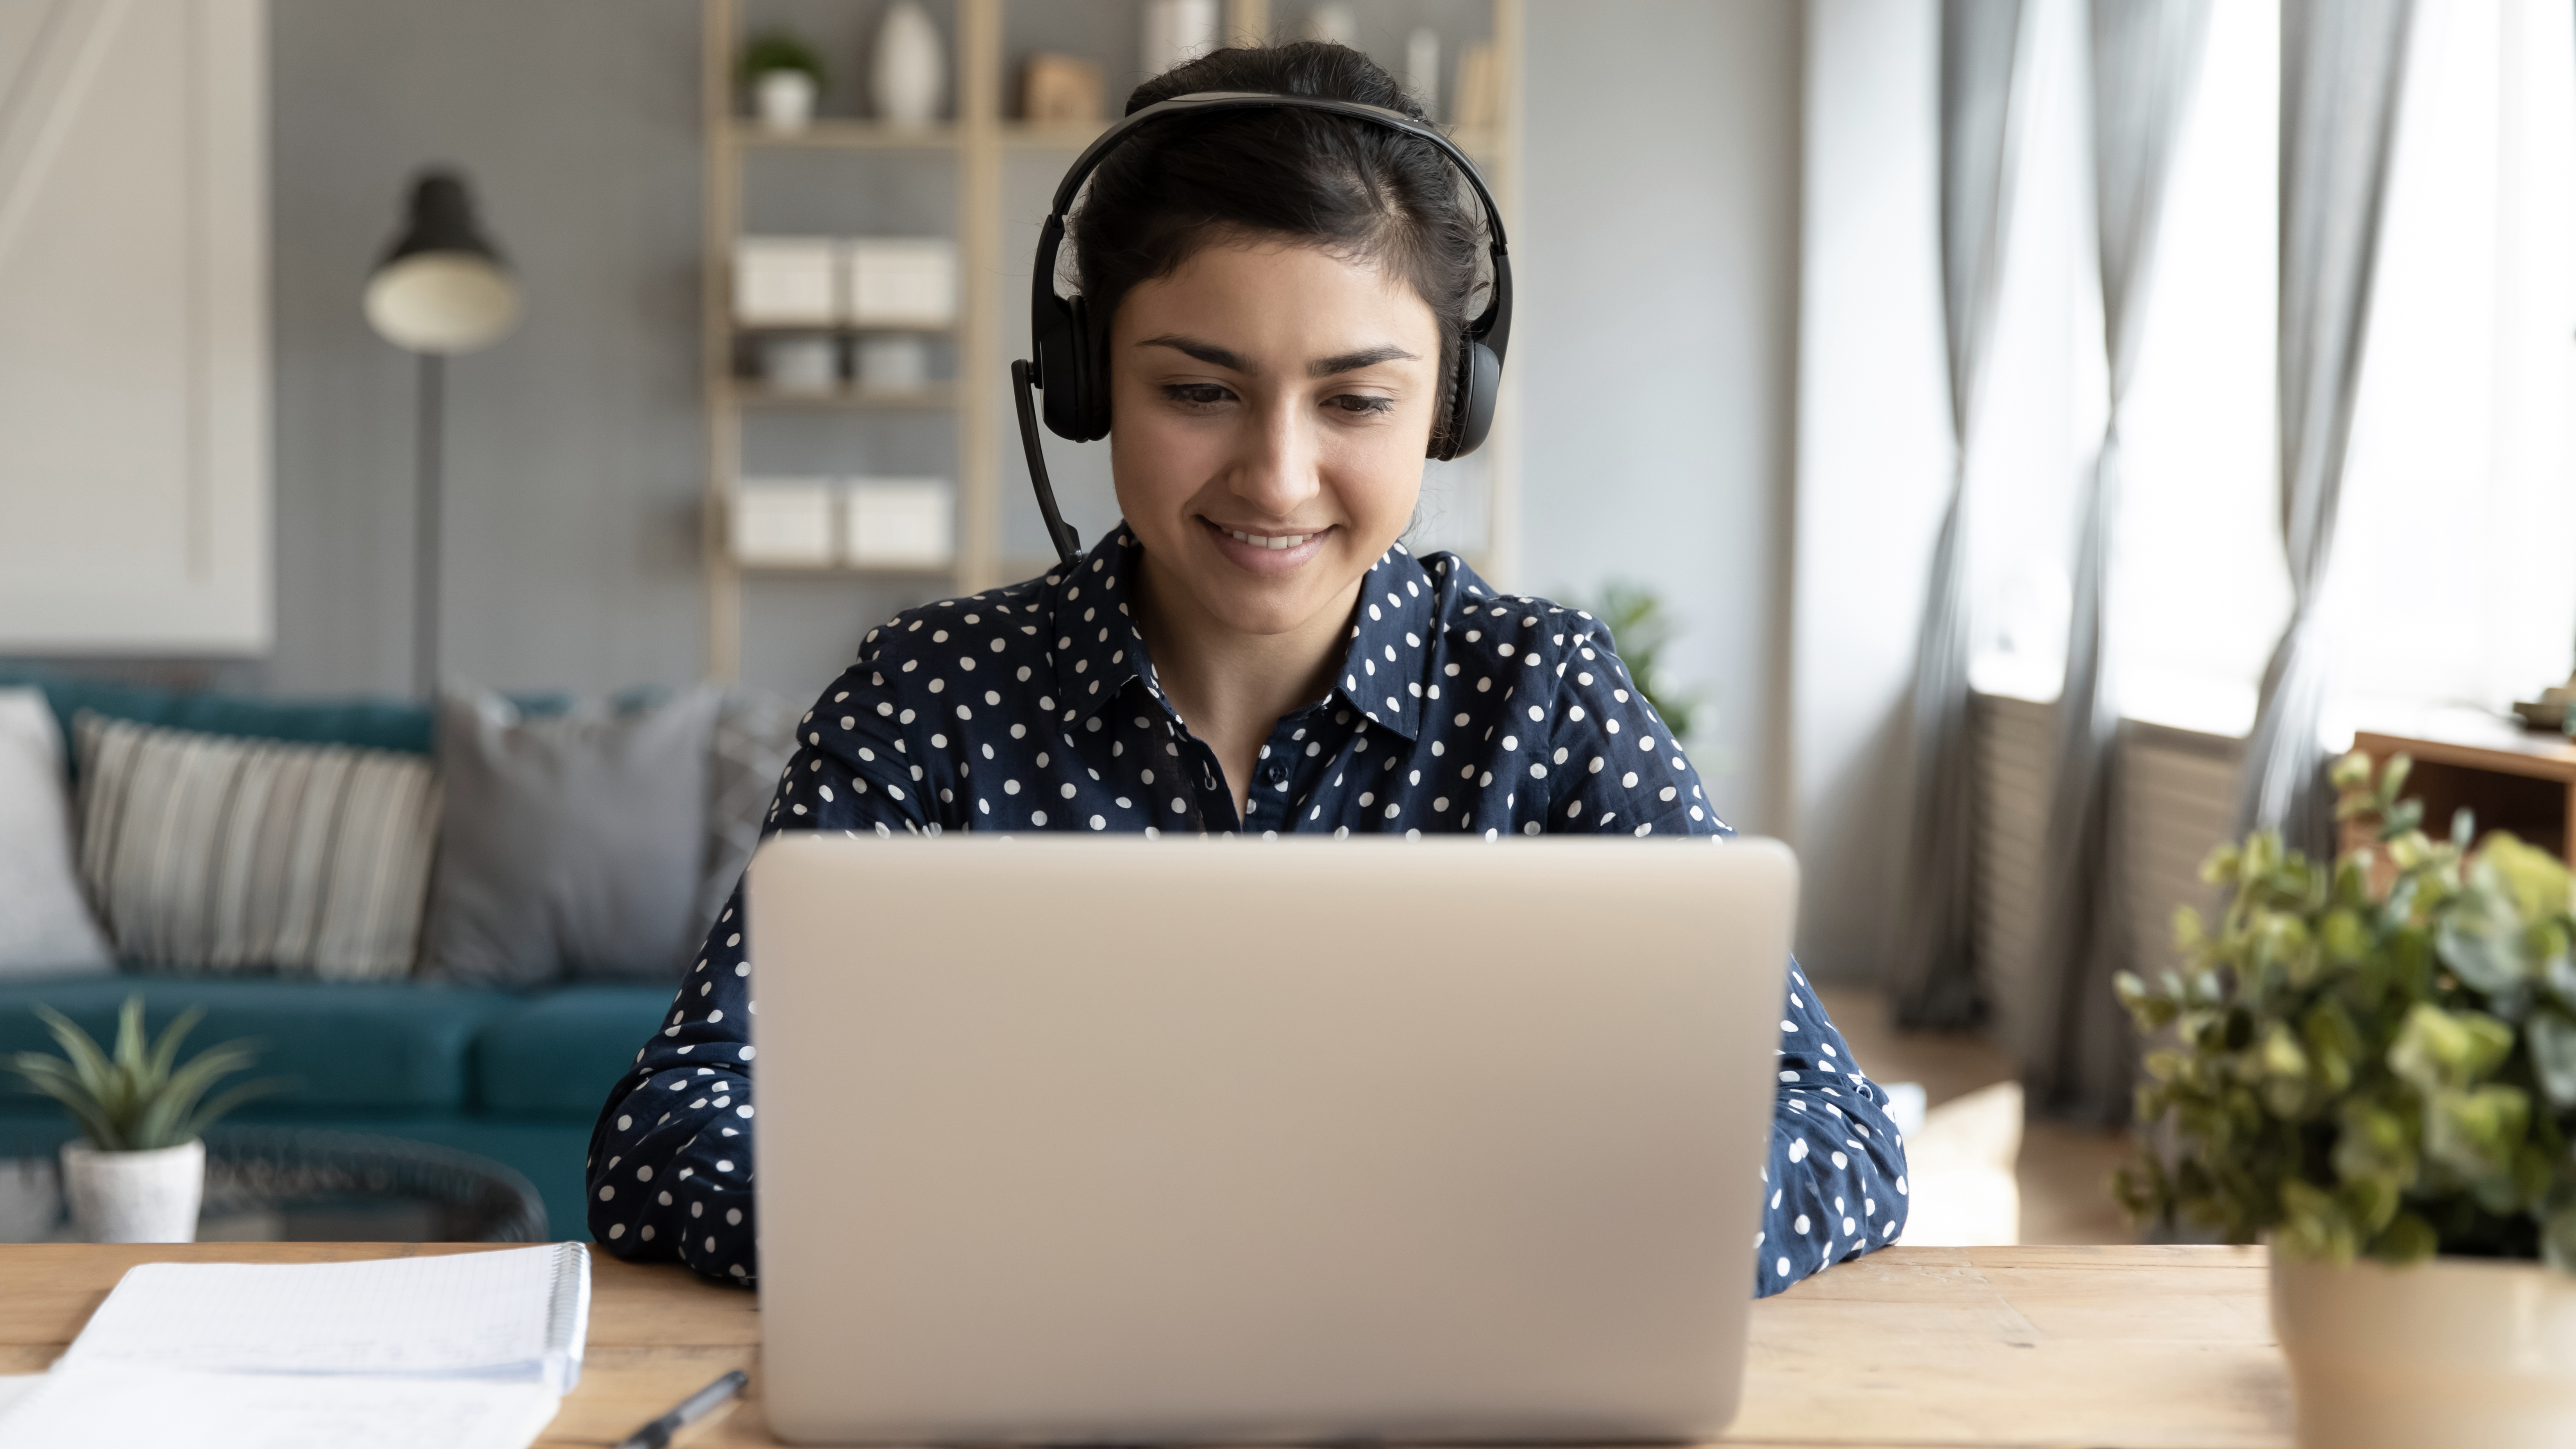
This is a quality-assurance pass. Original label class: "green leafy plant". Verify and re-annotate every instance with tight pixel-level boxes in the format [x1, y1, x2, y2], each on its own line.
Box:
[2115, 750, 2576, 1271]
[1581, 581, 1697, 740]
[739, 28, 827, 86]
[5, 997, 282, 1152]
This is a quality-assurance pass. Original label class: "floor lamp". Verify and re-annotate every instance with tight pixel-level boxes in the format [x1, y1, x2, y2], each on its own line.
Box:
[363, 169, 520, 699]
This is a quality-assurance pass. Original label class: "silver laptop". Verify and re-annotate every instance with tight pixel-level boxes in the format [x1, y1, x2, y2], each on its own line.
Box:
[748, 834, 1798, 1445]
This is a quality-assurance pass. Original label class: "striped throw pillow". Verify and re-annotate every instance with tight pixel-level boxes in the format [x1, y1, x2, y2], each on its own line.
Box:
[73, 712, 442, 979]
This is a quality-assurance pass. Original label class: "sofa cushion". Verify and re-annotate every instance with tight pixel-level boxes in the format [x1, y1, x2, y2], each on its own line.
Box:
[0, 691, 114, 978]
[75, 715, 442, 980]
[470, 984, 677, 1116]
[0, 977, 512, 1114]
[421, 688, 718, 987]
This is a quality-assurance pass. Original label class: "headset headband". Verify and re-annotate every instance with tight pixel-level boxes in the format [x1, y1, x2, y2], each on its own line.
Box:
[1015, 89, 1515, 570]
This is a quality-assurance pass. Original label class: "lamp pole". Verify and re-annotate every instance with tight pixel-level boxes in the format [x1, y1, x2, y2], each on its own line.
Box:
[414, 352, 445, 700]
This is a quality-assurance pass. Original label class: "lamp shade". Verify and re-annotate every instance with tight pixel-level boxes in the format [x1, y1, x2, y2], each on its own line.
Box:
[363, 170, 520, 354]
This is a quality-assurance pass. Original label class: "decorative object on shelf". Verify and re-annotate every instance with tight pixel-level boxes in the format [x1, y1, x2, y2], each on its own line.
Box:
[733, 236, 839, 325]
[1304, 2, 1357, 46]
[759, 333, 838, 395]
[844, 479, 954, 568]
[844, 238, 957, 327]
[855, 333, 930, 392]
[362, 169, 520, 699]
[1142, 0, 1221, 79]
[740, 27, 826, 134]
[1454, 40, 1502, 131]
[5, 995, 280, 1243]
[1404, 27, 1440, 118]
[731, 481, 838, 567]
[2115, 750, 2576, 1447]
[1021, 54, 1104, 124]
[2511, 672, 2576, 734]
[871, 1, 944, 129]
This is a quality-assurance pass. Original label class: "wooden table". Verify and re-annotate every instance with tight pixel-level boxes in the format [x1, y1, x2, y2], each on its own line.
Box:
[0, 1242, 2290, 1448]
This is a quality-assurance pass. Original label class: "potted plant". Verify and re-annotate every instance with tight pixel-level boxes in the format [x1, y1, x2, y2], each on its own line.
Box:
[5, 997, 278, 1242]
[2116, 750, 2576, 1448]
[741, 28, 826, 134]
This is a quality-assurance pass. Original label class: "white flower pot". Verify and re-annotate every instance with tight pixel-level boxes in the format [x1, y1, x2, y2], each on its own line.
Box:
[754, 70, 815, 134]
[2272, 1253, 2576, 1449]
[871, 2, 944, 128]
[61, 1139, 203, 1244]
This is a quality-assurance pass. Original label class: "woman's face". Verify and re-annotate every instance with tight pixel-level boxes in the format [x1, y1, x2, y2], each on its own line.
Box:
[1107, 238, 1444, 641]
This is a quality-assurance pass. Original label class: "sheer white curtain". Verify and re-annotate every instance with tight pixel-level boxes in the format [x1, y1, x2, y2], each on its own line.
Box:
[2322, 0, 2576, 734]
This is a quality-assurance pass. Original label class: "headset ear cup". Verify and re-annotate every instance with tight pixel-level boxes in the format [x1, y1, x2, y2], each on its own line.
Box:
[1071, 294, 1112, 442]
[1037, 291, 1085, 441]
[1435, 339, 1502, 460]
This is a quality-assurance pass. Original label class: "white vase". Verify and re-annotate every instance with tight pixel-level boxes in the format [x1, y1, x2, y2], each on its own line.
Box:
[61, 1138, 203, 1244]
[2272, 1254, 2576, 1449]
[754, 70, 816, 134]
[871, 2, 944, 129]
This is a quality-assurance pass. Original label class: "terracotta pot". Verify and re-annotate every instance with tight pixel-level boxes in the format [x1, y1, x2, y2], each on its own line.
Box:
[60, 1138, 203, 1243]
[2272, 1253, 2576, 1449]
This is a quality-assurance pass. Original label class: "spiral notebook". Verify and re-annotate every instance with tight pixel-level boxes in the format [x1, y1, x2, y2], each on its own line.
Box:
[0, 1244, 590, 1449]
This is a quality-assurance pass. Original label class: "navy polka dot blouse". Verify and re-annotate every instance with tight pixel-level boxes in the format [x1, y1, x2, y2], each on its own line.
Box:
[587, 526, 1909, 1295]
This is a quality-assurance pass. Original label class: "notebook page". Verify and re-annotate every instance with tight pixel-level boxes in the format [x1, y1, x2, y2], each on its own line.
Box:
[0, 1365, 562, 1449]
[59, 1244, 590, 1392]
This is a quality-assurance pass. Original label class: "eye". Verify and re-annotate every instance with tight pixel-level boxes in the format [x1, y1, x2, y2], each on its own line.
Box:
[1327, 393, 1397, 416]
[1161, 382, 1234, 408]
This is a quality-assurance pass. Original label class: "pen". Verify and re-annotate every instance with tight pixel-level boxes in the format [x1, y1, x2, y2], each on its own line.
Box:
[613, 1369, 749, 1449]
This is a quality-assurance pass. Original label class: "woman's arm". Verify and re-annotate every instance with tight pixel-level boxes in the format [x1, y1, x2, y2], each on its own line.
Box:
[1759, 963, 1909, 1295]
[585, 669, 931, 1284]
[1530, 621, 1911, 1294]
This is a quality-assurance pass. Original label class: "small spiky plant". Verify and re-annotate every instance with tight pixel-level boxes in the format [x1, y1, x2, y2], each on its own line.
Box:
[5, 996, 281, 1151]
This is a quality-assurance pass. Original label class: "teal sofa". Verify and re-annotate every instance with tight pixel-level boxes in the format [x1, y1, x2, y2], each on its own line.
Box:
[0, 669, 677, 1239]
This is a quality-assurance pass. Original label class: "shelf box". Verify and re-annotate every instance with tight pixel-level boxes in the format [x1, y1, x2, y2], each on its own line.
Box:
[845, 479, 954, 569]
[846, 238, 956, 328]
[732, 480, 838, 567]
[733, 238, 838, 327]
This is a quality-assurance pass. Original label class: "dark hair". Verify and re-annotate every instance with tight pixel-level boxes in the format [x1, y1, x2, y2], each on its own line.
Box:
[1070, 42, 1490, 450]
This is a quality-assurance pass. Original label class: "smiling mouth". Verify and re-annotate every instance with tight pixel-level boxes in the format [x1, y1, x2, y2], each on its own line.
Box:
[1204, 519, 1329, 551]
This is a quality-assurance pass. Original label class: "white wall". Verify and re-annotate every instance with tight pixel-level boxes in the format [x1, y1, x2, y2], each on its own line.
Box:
[1788, 0, 1952, 984]
[1515, 0, 1802, 838]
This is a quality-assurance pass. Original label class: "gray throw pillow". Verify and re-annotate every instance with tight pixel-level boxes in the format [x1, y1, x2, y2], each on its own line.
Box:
[420, 687, 719, 986]
[697, 690, 802, 934]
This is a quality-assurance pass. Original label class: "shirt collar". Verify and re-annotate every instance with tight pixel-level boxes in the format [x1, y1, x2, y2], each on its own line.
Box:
[1047, 527, 1440, 742]
[1046, 527, 1153, 729]
[1330, 542, 1438, 741]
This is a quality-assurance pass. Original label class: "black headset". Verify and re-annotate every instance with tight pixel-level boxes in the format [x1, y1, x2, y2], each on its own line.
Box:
[1012, 90, 1514, 571]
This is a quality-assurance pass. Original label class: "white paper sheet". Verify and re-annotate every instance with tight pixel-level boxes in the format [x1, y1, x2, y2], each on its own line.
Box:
[58, 1243, 590, 1392]
[0, 1365, 562, 1449]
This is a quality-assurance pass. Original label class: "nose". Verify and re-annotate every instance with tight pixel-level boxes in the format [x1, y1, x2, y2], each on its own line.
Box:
[1227, 387, 1321, 521]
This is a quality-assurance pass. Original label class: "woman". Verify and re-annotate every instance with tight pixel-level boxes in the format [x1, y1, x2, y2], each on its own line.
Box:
[590, 41, 1907, 1296]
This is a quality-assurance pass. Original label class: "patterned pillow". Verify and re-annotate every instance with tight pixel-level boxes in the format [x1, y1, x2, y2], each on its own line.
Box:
[74, 713, 442, 979]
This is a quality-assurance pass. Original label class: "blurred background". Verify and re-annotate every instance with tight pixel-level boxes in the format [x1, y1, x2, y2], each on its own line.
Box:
[3, 0, 2573, 1245]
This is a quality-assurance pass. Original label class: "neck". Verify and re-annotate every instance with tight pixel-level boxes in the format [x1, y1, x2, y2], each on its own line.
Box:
[1133, 553, 1357, 763]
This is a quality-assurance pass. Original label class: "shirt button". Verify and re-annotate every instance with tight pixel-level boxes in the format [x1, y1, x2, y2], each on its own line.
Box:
[1261, 764, 1288, 786]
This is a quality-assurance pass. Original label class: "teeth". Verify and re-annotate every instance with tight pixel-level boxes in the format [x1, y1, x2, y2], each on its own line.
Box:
[1229, 529, 1310, 550]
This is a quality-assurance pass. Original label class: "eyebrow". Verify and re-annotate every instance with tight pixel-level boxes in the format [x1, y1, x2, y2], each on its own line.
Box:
[1137, 334, 1420, 379]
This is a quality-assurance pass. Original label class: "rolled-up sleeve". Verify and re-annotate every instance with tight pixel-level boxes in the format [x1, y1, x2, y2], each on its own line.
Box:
[1755, 961, 1910, 1295]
